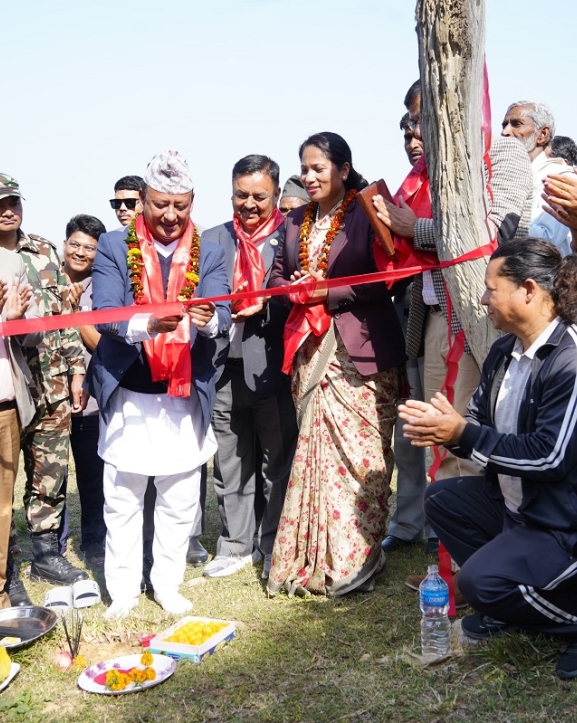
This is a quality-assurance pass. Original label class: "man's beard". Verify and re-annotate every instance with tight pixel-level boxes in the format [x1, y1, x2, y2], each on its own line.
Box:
[520, 130, 538, 154]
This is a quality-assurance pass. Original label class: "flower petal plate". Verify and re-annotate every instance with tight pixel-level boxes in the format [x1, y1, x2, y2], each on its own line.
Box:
[0, 663, 20, 693]
[78, 654, 176, 695]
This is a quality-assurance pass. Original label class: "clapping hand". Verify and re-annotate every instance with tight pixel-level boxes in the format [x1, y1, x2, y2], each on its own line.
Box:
[0, 276, 33, 320]
[542, 173, 577, 231]
[398, 392, 467, 447]
[68, 281, 84, 312]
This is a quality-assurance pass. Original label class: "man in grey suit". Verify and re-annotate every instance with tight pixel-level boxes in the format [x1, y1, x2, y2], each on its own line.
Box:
[0, 250, 40, 608]
[202, 155, 298, 579]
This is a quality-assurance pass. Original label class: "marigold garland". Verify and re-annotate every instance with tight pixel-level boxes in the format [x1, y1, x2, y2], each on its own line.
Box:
[298, 189, 357, 276]
[125, 216, 201, 303]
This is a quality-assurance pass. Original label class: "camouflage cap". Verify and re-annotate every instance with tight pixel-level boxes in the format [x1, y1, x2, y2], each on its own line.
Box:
[144, 151, 193, 194]
[0, 173, 24, 200]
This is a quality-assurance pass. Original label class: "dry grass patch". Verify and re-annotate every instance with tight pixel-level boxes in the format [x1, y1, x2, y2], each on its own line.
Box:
[1, 462, 576, 722]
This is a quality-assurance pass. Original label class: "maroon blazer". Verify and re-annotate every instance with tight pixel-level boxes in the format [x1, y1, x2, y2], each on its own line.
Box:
[268, 199, 406, 376]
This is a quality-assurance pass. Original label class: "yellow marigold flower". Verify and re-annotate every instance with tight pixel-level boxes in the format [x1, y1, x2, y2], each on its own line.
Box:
[127, 248, 142, 257]
[185, 271, 200, 283]
[145, 667, 157, 681]
[140, 651, 153, 667]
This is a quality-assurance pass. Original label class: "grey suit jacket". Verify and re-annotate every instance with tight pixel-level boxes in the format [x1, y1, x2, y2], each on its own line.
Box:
[201, 221, 290, 395]
[0, 248, 41, 428]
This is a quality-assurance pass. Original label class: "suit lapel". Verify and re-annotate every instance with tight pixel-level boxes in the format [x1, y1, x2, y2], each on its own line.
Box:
[326, 206, 351, 276]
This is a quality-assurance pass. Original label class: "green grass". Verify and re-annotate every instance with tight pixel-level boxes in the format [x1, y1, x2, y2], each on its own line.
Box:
[2, 463, 577, 723]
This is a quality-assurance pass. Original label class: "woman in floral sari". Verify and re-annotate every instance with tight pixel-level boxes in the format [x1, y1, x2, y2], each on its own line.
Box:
[267, 132, 407, 596]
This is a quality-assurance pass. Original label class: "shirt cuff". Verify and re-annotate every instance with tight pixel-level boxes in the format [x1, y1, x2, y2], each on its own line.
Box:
[126, 313, 158, 344]
[197, 311, 220, 339]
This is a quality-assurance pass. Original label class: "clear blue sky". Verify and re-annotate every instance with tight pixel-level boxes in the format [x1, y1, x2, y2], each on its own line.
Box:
[2, 0, 575, 245]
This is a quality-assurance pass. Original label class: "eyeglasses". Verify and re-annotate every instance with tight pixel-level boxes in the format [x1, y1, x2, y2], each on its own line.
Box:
[67, 239, 97, 253]
[109, 198, 139, 210]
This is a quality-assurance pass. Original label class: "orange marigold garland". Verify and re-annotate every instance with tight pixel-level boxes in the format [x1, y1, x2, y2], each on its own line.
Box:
[298, 189, 357, 275]
[126, 218, 145, 302]
[125, 216, 201, 304]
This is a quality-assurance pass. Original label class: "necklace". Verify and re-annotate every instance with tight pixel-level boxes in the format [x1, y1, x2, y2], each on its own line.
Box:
[126, 216, 201, 304]
[298, 189, 357, 275]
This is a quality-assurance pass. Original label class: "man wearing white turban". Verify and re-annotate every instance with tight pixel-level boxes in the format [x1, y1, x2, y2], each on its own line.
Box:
[88, 150, 230, 618]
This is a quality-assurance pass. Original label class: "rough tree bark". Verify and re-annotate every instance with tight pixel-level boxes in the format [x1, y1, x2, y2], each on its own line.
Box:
[416, 0, 499, 365]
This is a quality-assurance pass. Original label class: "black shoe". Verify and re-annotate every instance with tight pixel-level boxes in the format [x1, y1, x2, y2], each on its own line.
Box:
[6, 552, 32, 606]
[556, 641, 577, 680]
[461, 613, 514, 640]
[186, 537, 208, 567]
[30, 531, 88, 585]
[424, 537, 440, 555]
[381, 535, 415, 552]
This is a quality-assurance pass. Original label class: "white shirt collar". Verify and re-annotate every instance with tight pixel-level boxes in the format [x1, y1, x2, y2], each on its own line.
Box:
[511, 317, 560, 361]
[154, 238, 180, 258]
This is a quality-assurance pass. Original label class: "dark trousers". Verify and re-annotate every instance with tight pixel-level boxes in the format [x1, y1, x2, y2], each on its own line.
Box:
[70, 414, 106, 552]
[212, 359, 297, 557]
[425, 475, 577, 637]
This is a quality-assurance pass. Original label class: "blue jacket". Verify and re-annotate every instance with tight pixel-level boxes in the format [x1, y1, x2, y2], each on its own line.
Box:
[86, 227, 230, 433]
[450, 320, 577, 533]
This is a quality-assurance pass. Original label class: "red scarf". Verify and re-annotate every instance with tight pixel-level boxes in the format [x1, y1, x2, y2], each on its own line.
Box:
[281, 296, 331, 374]
[232, 208, 284, 311]
[136, 214, 194, 397]
[373, 155, 435, 277]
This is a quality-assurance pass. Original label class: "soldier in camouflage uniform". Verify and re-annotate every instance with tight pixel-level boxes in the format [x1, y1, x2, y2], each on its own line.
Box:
[0, 173, 88, 591]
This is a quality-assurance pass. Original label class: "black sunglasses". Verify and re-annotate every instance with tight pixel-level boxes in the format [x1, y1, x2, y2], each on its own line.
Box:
[109, 198, 139, 210]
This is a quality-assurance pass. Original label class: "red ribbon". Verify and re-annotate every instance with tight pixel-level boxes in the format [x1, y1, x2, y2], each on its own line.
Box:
[0, 246, 496, 339]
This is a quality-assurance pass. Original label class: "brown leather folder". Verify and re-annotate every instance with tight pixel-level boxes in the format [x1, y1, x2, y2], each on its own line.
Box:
[357, 179, 396, 257]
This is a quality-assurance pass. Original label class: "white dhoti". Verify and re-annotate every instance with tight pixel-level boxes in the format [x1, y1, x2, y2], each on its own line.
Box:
[99, 387, 216, 603]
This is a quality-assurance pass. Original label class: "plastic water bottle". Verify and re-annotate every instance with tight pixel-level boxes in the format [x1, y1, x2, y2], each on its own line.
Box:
[419, 564, 451, 657]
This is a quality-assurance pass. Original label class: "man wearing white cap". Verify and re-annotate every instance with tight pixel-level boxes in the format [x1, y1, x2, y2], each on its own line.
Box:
[88, 151, 230, 617]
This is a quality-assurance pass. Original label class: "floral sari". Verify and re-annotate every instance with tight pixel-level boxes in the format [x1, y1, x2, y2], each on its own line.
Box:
[267, 325, 402, 596]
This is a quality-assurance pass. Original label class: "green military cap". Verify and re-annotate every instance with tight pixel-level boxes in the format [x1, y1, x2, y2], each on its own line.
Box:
[0, 173, 24, 200]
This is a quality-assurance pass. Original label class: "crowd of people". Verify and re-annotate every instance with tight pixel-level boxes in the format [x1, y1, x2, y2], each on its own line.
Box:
[3, 78, 577, 677]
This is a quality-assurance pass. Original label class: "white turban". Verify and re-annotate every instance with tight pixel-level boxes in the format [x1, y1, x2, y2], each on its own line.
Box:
[144, 150, 194, 194]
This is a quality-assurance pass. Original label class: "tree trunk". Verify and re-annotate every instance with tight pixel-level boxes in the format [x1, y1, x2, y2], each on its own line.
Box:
[416, 0, 499, 365]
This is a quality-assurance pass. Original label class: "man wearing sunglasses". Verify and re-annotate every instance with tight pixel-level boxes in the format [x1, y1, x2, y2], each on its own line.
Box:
[109, 176, 144, 228]
[0, 173, 89, 600]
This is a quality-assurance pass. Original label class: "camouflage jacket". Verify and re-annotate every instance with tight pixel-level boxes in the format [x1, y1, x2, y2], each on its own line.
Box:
[16, 230, 85, 406]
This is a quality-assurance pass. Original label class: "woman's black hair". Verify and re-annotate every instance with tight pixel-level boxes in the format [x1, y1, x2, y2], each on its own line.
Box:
[298, 132, 368, 192]
[490, 237, 577, 322]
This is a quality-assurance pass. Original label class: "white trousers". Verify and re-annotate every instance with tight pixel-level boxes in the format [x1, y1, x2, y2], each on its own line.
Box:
[103, 463, 201, 601]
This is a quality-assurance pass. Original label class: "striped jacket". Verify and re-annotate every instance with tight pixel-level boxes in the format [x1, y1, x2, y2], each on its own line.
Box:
[449, 320, 577, 533]
[405, 136, 533, 358]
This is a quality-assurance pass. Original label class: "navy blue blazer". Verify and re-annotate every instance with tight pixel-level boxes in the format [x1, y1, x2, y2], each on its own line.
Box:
[86, 227, 231, 433]
[201, 221, 290, 395]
